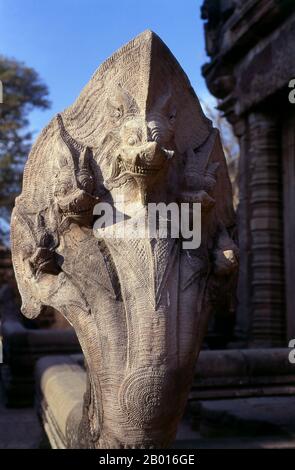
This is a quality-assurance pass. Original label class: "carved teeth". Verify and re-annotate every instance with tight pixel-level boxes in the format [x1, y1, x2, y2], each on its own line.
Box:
[115, 158, 160, 176]
[63, 208, 92, 215]
[163, 149, 174, 160]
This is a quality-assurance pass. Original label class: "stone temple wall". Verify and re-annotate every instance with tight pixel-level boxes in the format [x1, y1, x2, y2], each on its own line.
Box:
[201, 0, 295, 348]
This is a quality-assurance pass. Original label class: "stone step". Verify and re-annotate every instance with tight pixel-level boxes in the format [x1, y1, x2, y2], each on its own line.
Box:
[173, 396, 295, 448]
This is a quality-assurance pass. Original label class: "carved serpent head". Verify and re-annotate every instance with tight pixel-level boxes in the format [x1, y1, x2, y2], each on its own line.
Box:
[10, 31, 238, 449]
[54, 119, 99, 228]
[103, 86, 177, 199]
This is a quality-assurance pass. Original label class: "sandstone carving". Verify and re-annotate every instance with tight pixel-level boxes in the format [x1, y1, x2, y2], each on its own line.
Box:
[11, 31, 238, 448]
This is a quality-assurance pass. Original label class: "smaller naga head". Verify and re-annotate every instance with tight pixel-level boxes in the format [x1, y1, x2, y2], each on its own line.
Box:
[29, 226, 59, 278]
[54, 142, 98, 228]
[146, 87, 177, 147]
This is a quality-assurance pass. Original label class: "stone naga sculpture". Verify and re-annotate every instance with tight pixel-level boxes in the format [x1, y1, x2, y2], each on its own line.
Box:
[11, 31, 238, 448]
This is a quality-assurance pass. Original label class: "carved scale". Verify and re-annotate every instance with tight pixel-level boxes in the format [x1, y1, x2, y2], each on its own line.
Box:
[11, 31, 238, 448]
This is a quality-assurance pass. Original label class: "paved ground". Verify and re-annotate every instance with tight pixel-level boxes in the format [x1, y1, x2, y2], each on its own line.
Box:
[196, 396, 295, 437]
[175, 396, 295, 449]
[174, 434, 295, 449]
[0, 380, 44, 449]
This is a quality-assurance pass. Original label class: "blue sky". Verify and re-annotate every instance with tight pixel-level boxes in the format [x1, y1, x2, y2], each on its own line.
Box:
[0, 0, 214, 140]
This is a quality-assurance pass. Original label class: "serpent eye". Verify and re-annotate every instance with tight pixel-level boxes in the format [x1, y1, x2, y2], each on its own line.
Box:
[168, 105, 177, 124]
[81, 179, 88, 189]
[111, 105, 123, 120]
[78, 173, 94, 193]
[169, 112, 176, 123]
[57, 182, 72, 196]
[128, 136, 136, 146]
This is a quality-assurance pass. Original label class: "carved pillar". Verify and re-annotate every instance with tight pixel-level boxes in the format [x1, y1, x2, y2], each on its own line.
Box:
[282, 110, 295, 340]
[248, 112, 285, 347]
[232, 118, 252, 345]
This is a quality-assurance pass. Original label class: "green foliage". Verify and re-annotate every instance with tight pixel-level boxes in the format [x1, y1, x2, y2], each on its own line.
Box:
[0, 56, 50, 208]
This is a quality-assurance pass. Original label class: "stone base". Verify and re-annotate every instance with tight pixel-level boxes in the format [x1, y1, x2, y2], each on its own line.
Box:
[35, 349, 295, 449]
[192, 348, 295, 400]
[190, 396, 295, 437]
[177, 396, 295, 449]
[1, 319, 81, 407]
[1, 285, 82, 407]
[35, 354, 85, 449]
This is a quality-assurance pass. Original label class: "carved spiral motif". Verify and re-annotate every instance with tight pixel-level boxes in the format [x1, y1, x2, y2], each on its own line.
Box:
[118, 368, 178, 429]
